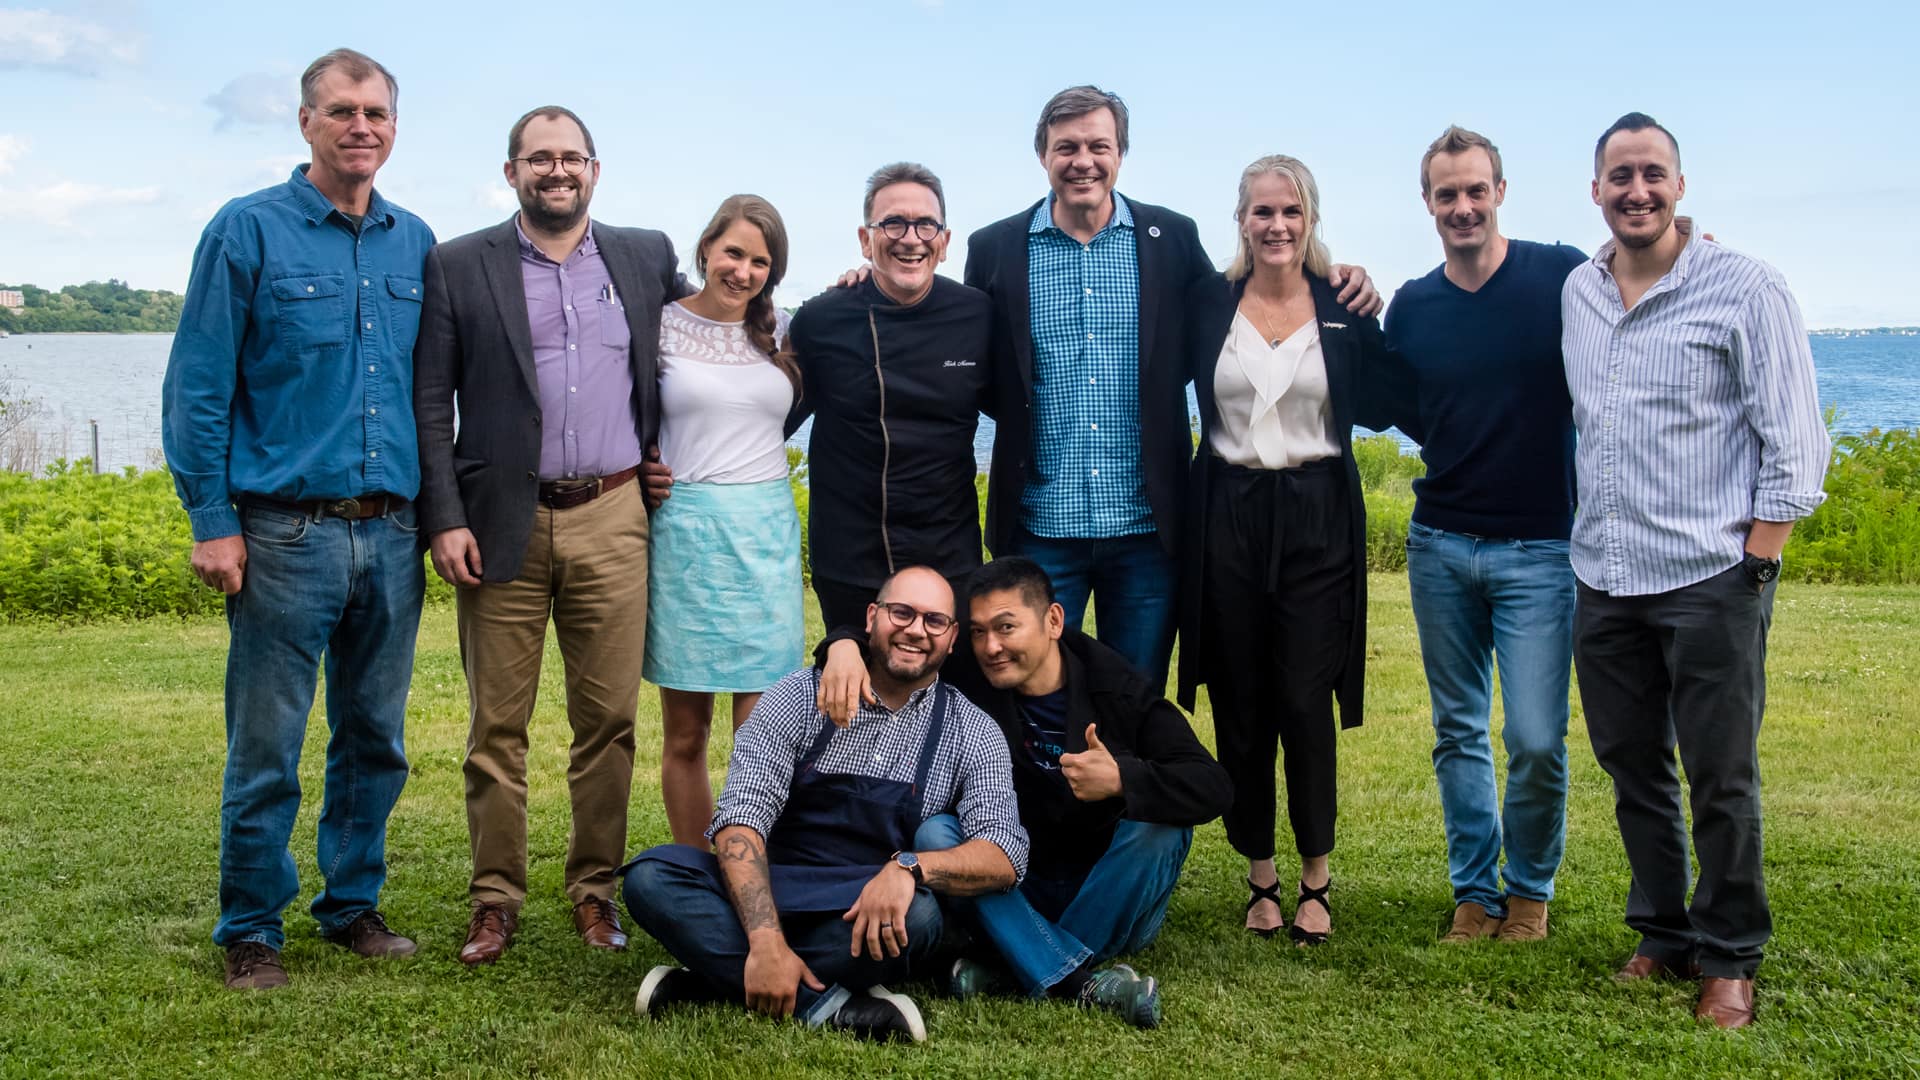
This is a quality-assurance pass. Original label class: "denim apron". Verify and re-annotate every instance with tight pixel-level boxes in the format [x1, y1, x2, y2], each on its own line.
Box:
[630, 681, 951, 914]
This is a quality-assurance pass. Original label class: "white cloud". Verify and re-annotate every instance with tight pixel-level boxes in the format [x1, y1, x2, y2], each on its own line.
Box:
[206, 72, 292, 130]
[253, 153, 309, 183]
[0, 133, 25, 175]
[0, 180, 161, 227]
[476, 184, 517, 212]
[0, 8, 141, 75]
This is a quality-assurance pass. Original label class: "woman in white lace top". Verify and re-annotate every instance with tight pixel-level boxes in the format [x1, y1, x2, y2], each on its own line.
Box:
[643, 195, 805, 846]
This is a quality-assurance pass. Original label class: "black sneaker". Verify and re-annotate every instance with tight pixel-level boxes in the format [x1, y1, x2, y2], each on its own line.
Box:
[634, 965, 713, 1018]
[1077, 963, 1161, 1028]
[223, 942, 288, 990]
[828, 985, 927, 1043]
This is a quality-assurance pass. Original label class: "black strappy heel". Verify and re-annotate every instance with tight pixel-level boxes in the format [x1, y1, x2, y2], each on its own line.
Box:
[1288, 879, 1331, 946]
[1245, 878, 1285, 938]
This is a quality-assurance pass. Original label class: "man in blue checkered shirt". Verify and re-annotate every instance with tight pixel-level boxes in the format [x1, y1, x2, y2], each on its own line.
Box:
[966, 86, 1383, 690]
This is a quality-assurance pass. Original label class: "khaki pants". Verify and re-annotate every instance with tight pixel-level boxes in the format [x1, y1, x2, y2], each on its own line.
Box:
[458, 479, 648, 908]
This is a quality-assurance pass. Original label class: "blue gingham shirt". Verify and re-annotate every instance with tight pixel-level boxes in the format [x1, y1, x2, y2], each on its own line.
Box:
[1023, 192, 1152, 539]
[1561, 220, 1829, 596]
[710, 668, 1029, 881]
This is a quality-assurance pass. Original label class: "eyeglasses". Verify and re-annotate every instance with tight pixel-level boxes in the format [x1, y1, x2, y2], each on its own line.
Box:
[320, 105, 394, 126]
[877, 602, 956, 635]
[866, 217, 946, 242]
[512, 154, 595, 176]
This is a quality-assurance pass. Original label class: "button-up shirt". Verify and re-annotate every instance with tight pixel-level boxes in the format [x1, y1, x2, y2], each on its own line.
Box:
[711, 668, 1029, 882]
[1561, 221, 1829, 596]
[517, 220, 642, 481]
[162, 165, 435, 540]
[1024, 192, 1151, 539]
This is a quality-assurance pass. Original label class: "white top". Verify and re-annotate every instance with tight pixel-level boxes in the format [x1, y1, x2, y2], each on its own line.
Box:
[1209, 312, 1340, 470]
[656, 302, 796, 484]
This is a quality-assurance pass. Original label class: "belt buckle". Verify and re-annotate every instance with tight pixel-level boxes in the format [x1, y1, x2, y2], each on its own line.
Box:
[324, 497, 361, 519]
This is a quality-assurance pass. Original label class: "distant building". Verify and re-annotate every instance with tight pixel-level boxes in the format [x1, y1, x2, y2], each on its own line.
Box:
[0, 289, 22, 310]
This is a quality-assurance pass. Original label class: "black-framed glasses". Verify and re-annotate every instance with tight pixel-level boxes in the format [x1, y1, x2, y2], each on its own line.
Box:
[866, 216, 946, 241]
[878, 602, 956, 635]
[321, 105, 393, 126]
[511, 154, 594, 176]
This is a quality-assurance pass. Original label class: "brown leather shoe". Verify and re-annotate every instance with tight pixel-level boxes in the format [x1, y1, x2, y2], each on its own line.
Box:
[1439, 902, 1504, 943]
[1495, 897, 1549, 942]
[574, 896, 629, 951]
[324, 910, 418, 958]
[1616, 953, 1703, 982]
[459, 903, 517, 966]
[1696, 977, 1755, 1029]
[224, 942, 288, 990]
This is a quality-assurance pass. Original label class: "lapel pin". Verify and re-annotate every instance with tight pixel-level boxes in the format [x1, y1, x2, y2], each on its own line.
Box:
[1147, 225, 1161, 238]
[1321, 321, 1346, 330]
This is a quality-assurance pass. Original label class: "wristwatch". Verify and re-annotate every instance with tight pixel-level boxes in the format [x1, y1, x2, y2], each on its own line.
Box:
[1741, 552, 1781, 584]
[891, 850, 924, 885]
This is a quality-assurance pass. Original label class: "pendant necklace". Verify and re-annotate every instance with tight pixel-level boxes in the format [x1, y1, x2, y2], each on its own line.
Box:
[1250, 293, 1288, 349]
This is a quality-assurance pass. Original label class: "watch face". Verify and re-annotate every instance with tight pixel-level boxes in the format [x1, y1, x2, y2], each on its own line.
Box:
[897, 852, 919, 868]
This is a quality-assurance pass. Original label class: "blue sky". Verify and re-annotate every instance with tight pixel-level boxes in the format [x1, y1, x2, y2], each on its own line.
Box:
[1, 0, 1915, 327]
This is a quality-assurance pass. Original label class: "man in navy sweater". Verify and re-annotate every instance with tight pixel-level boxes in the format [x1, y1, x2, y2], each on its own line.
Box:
[1382, 127, 1587, 944]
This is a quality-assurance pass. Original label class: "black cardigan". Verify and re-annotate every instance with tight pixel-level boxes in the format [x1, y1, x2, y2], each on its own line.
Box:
[1174, 271, 1416, 727]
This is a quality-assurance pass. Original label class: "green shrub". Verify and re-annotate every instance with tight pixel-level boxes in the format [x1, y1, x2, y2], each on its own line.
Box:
[1784, 427, 1920, 584]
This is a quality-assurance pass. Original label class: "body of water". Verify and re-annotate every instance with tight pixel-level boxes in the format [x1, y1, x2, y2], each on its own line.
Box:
[3, 329, 1916, 475]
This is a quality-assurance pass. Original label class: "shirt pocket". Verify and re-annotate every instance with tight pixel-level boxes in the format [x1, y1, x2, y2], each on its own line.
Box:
[598, 297, 632, 350]
[269, 274, 347, 355]
[386, 274, 424, 351]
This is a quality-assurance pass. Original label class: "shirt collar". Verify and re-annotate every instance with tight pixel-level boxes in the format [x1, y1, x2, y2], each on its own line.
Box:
[1592, 215, 1697, 282]
[851, 678, 938, 726]
[514, 216, 598, 264]
[1029, 190, 1134, 237]
[289, 163, 395, 229]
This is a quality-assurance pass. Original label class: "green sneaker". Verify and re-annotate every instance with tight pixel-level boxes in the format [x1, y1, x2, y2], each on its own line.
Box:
[1077, 963, 1161, 1028]
[948, 957, 1011, 999]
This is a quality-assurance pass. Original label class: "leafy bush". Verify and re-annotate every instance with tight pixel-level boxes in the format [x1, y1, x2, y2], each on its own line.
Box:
[1784, 427, 1920, 583]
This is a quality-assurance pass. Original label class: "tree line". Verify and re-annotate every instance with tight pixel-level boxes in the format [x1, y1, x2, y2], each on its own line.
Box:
[0, 280, 184, 334]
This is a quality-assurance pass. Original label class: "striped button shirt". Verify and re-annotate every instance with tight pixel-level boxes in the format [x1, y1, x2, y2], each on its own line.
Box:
[1561, 222, 1829, 596]
[709, 668, 1029, 881]
[1024, 192, 1152, 539]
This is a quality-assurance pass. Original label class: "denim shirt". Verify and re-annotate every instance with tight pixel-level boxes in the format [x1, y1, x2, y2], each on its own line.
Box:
[162, 165, 436, 540]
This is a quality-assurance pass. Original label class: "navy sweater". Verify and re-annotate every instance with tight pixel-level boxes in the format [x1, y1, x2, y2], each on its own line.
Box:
[1383, 239, 1588, 540]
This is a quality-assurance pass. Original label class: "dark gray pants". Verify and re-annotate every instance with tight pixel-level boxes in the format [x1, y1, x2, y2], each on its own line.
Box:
[1574, 563, 1775, 979]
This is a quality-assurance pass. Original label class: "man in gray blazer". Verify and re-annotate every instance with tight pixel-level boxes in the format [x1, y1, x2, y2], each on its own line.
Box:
[413, 105, 685, 966]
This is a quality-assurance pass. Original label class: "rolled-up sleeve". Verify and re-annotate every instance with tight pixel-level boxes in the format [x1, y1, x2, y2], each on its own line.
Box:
[1733, 280, 1830, 522]
[953, 720, 1029, 883]
[161, 223, 256, 541]
[709, 672, 810, 840]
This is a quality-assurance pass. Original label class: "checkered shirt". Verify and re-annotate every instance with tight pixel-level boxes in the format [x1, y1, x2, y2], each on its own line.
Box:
[709, 668, 1029, 881]
[1023, 192, 1152, 539]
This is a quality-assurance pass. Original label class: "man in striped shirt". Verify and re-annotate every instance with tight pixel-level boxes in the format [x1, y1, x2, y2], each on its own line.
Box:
[1561, 112, 1829, 1030]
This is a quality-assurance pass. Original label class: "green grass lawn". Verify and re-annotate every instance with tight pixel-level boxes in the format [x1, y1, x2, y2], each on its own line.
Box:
[1, 578, 1916, 1079]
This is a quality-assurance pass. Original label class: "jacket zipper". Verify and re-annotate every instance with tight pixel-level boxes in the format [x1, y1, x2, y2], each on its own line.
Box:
[867, 308, 895, 574]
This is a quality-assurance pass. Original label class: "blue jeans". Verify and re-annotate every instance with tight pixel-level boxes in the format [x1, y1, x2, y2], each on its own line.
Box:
[621, 848, 943, 1025]
[914, 814, 1190, 996]
[1405, 520, 1573, 912]
[213, 502, 424, 950]
[1010, 529, 1178, 691]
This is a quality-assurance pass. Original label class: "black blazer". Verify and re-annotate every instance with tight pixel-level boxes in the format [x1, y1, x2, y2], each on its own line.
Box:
[413, 218, 684, 581]
[1174, 271, 1415, 726]
[963, 195, 1217, 557]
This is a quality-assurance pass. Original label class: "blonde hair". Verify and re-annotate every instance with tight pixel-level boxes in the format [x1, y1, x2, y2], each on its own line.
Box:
[1226, 154, 1332, 282]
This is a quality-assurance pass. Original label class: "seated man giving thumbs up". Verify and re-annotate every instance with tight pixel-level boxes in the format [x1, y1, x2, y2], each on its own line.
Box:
[820, 556, 1231, 1026]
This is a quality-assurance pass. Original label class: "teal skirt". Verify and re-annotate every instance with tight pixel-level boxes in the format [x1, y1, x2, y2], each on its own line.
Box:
[642, 478, 804, 692]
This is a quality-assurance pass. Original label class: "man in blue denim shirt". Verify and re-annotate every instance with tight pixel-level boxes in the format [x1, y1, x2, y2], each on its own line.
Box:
[161, 48, 435, 991]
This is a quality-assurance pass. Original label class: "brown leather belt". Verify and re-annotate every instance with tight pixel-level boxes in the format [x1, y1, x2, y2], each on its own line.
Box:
[243, 493, 404, 521]
[537, 465, 639, 510]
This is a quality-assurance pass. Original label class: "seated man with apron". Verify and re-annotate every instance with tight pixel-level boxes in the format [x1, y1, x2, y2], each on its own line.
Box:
[622, 566, 1027, 1043]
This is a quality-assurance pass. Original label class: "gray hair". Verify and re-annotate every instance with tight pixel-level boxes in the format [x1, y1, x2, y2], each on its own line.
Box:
[863, 162, 946, 222]
[1032, 85, 1129, 157]
[300, 48, 398, 111]
[1226, 155, 1333, 282]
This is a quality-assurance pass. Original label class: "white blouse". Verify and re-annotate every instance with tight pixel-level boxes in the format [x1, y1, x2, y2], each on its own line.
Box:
[655, 302, 795, 484]
[1208, 311, 1340, 470]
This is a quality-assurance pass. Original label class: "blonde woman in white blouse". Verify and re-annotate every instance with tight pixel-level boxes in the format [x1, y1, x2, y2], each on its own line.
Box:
[643, 195, 805, 846]
[1174, 156, 1415, 945]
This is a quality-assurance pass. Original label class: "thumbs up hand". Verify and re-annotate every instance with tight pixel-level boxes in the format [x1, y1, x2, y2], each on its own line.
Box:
[1059, 723, 1123, 803]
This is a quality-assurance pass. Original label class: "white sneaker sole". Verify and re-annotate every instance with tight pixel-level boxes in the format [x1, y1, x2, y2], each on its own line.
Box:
[635, 964, 676, 1017]
[866, 984, 928, 1043]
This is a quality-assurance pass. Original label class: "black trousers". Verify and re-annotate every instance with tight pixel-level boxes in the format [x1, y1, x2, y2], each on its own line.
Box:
[1202, 458, 1351, 861]
[813, 576, 879, 637]
[1574, 563, 1776, 979]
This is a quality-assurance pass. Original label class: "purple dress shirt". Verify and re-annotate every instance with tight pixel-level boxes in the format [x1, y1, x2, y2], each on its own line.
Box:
[517, 219, 643, 481]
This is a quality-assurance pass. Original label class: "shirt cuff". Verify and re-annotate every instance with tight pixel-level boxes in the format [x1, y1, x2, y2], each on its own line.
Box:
[1753, 488, 1827, 522]
[188, 505, 242, 542]
[707, 810, 771, 843]
[973, 825, 1029, 885]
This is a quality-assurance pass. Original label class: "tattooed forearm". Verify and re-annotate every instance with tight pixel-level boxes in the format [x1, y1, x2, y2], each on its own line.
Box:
[715, 827, 781, 934]
[919, 839, 1017, 897]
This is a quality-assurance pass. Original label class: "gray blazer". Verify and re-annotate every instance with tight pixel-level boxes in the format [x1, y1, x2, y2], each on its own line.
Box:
[412, 217, 684, 582]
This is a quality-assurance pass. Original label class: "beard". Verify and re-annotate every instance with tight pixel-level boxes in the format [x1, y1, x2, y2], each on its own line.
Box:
[519, 183, 588, 231]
